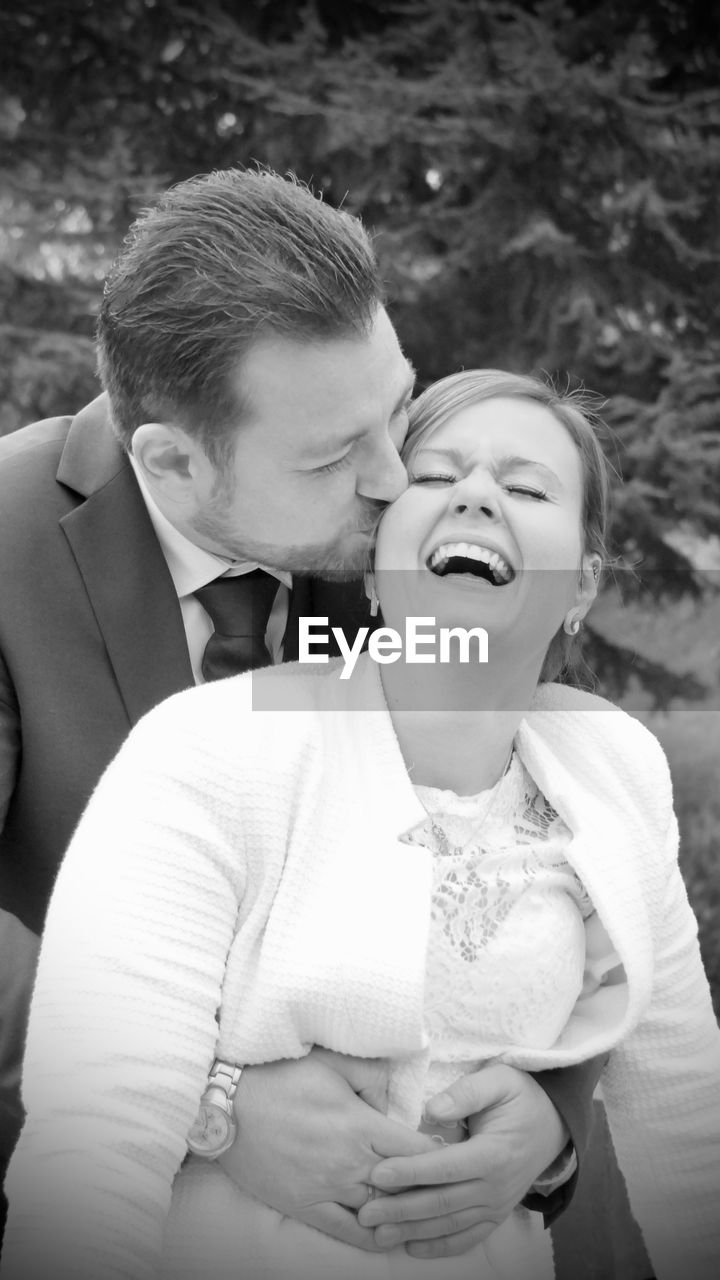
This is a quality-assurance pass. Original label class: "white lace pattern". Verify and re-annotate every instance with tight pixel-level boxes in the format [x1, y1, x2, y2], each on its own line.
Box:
[404, 754, 595, 1098]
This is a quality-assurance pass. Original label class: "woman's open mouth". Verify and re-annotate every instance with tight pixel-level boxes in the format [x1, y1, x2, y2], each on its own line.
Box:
[427, 542, 515, 586]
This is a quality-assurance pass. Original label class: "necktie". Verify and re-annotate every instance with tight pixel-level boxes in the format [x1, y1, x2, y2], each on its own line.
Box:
[193, 570, 279, 681]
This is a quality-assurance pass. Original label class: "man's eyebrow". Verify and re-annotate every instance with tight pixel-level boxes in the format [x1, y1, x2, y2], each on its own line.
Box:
[394, 363, 417, 412]
[301, 364, 418, 465]
[313, 365, 417, 458]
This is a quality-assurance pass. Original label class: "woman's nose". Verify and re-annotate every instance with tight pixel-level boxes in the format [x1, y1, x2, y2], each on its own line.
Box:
[450, 474, 500, 519]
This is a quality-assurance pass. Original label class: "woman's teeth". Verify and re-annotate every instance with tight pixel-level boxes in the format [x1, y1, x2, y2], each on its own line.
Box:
[427, 542, 514, 585]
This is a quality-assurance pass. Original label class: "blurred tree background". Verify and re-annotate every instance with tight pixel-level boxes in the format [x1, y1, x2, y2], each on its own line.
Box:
[1, 0, 719, 1002]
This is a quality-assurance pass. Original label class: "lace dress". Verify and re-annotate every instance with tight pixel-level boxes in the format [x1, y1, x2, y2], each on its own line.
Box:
[162, 753, 594, 1280]
[409, 752, 594, 1103]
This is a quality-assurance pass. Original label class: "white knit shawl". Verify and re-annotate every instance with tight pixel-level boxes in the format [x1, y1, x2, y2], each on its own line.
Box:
[3, 656, 719, 1280]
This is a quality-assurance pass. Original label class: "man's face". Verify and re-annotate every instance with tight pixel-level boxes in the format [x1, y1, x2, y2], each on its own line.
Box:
[188, 308, 414, 575]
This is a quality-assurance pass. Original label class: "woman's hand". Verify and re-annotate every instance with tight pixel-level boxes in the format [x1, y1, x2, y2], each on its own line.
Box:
[358, 1063, 568, 1258]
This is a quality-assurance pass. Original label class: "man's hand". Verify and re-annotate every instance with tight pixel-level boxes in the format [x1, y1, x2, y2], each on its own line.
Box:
[358, 1063, 568, 1259]
[218, 1048, 438, 1252]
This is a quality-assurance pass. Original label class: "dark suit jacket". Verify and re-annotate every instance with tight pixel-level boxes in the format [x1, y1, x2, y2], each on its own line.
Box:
[0, 396, 369, 933]
[0, 397, 606, 1237]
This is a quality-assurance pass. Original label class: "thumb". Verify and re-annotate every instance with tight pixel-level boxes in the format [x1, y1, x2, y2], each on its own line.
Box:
[310, 1048, 390, 1113]
[424, 1063, 511, 1123]
[368, 1111, 438, 1159]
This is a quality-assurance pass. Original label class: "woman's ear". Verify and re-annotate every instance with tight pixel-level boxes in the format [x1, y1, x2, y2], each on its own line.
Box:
[363, 572, 379, 618]
[574, 552, 602, 622]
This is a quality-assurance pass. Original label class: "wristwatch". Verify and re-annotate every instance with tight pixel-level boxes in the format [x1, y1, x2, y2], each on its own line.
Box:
[187, 1059, 243, 1160]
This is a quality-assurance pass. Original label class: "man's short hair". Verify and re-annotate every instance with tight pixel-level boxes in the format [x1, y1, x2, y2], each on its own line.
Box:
[97, 168, 385, 466]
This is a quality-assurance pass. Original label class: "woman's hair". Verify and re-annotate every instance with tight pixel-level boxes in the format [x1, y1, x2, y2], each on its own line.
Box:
[402, 369, 613, 685]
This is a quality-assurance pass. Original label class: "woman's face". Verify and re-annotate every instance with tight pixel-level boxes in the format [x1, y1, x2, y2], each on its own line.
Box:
[374, 395, 596, 671]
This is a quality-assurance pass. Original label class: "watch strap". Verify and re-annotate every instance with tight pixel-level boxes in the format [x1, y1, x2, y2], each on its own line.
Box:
[206, 1059, 243, 1106]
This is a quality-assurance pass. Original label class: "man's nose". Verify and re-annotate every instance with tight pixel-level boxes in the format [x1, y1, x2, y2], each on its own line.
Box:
[356, 440, 408, 503]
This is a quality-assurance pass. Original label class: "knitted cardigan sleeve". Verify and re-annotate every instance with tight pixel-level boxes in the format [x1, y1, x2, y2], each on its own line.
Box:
[2, 692, 249, 1280]
[601, 813, 720, 1280]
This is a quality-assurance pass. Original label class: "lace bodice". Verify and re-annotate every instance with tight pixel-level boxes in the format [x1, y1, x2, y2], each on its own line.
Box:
[404, 754, 595, 1098]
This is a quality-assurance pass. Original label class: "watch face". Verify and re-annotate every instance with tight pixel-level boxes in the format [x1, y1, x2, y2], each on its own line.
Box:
[188, 1102, 233, 1155]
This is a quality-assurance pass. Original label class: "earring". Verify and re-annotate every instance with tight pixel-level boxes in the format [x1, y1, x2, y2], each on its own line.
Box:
[364, 573, 379, 618]
[592, 562, 600, 584]
[563, 611, 582, 636]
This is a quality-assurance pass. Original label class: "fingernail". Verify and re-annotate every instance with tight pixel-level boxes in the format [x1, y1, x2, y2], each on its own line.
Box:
[372, 1167, 399, 1188]
[427, 1092, 454, 1117]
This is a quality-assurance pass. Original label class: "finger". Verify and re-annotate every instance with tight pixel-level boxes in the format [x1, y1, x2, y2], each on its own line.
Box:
[337, 1182, 387, 1212]
[424, 1063, 511, 1124]
[373, 1208, 498, 1249]
[296, 1202, 391, 1253]
[309, 1048, 390, 1113]
[367, 1113, 439, 1161]
[371, 1140, 489, 1191]
[406, 1220, 502, 1258]
[358, 1179, 494, 1227]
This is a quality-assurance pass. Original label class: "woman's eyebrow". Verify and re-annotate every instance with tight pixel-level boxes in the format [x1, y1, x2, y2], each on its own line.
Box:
[413, 447, 564, 488]
[411, 444, 464, 468]
[496, 454, 564, 487]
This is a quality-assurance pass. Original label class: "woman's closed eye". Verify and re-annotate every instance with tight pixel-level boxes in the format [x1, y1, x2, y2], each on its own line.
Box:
[409, 474, 548, 500]
[505, 484, 548, 500]
[409, 472, 457, 486]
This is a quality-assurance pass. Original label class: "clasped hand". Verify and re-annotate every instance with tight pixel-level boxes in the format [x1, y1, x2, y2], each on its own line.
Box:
[219, 1048, 566, 1258]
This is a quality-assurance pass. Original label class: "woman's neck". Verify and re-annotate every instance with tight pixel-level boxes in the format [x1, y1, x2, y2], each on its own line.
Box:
[380, 655, 541, 794]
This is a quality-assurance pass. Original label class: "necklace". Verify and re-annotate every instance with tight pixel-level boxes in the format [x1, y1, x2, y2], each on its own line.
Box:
[402, 746, 519, 855]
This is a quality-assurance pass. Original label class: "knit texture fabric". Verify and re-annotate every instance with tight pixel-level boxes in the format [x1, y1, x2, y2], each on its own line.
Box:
[3, 655, 719, 1280]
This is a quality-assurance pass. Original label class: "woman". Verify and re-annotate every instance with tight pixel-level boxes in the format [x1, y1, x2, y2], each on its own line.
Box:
[3, 371, 719, 1280]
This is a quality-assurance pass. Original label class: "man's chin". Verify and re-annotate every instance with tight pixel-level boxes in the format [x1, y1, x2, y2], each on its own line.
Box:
[298, 566, 366, 583]
[194, 528, 372, 579]
[286, 534, 373, 580]
[290, 552, 367, 582]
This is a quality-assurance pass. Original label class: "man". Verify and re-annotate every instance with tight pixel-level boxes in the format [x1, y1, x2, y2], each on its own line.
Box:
[0, 167, 609, 1262]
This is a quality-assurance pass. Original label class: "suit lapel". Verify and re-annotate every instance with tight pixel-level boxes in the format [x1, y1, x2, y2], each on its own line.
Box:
[58, 398, 373, 700]
[58, 396, 193, 725]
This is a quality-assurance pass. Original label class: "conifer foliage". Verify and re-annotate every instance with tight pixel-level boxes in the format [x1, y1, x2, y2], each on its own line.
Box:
[1, 0, 719, 699]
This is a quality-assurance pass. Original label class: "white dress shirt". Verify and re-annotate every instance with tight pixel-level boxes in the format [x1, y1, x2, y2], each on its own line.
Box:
[130, 458, 291, 684]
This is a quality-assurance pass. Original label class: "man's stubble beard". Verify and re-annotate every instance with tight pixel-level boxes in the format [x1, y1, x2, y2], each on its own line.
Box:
[189, 487, 386, 579]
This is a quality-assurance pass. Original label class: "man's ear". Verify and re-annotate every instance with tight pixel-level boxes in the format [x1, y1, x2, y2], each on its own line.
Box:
[131, 423, 208, 504]
[574, 552, 602, 623]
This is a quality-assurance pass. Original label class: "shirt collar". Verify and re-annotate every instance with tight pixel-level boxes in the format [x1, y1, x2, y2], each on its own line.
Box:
[129, 455, 292, 598]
